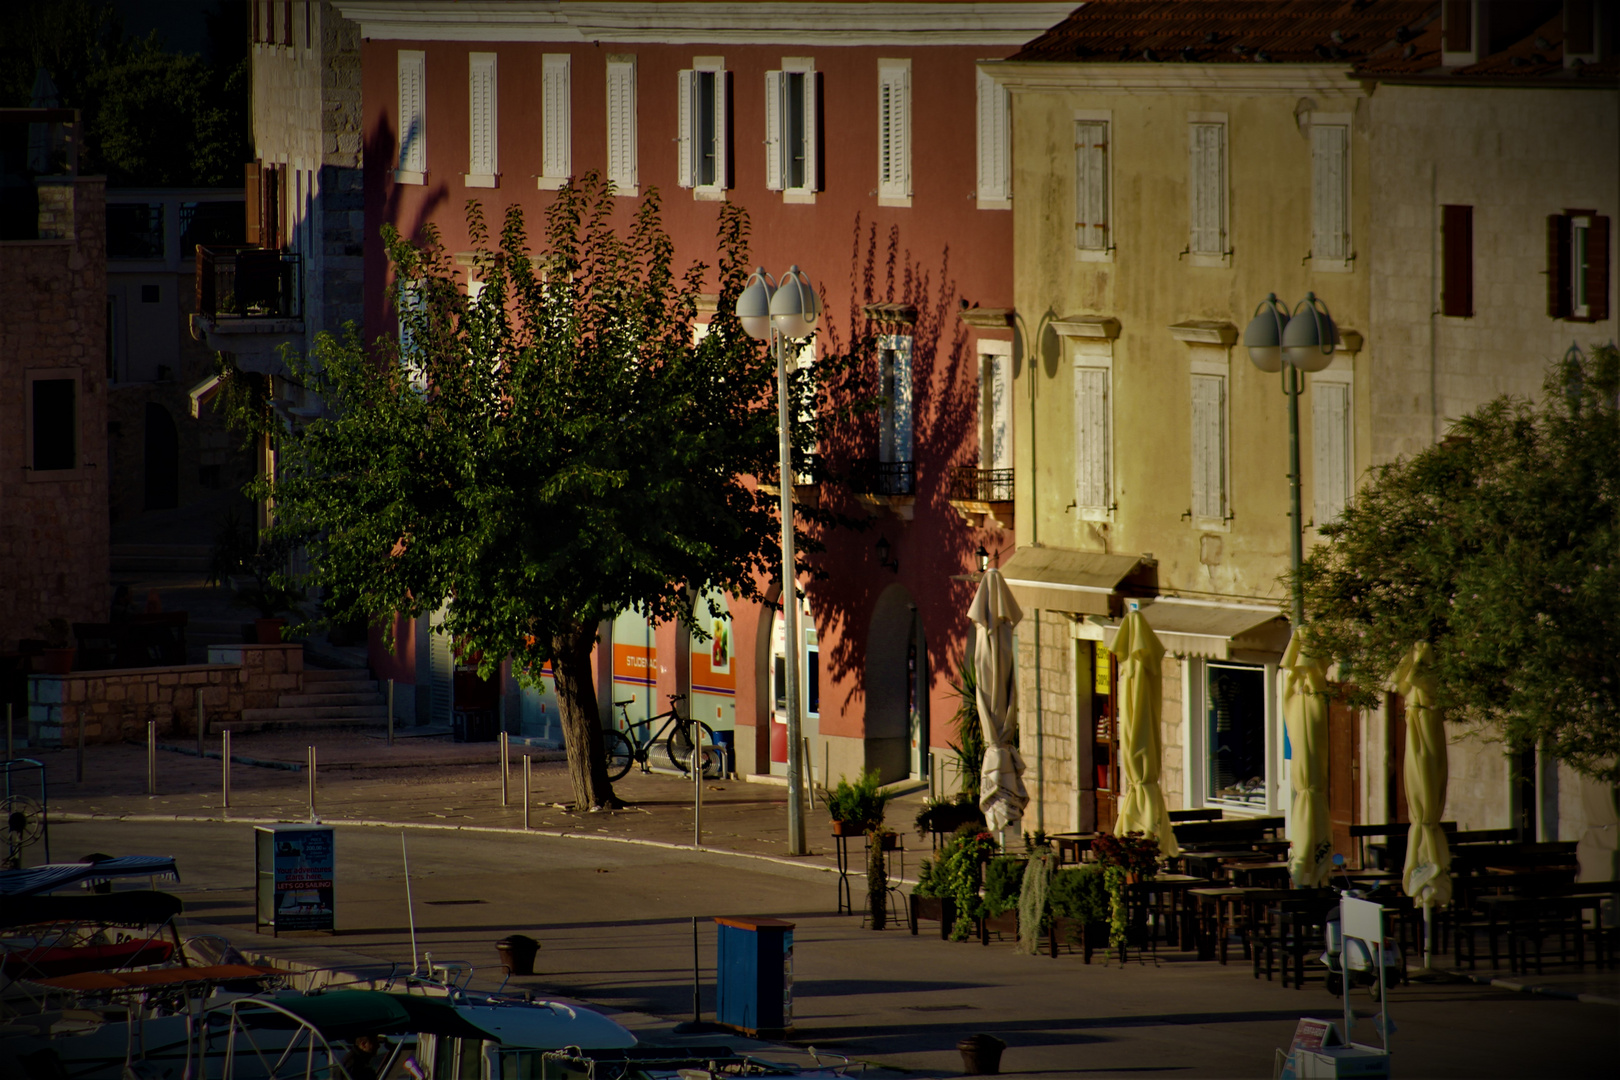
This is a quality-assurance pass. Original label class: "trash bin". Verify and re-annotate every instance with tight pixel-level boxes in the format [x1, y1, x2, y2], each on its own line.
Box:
[957, 1034, 1005, 1075]
[713, 916, 794, 1039]
[495, 934, 540, 975]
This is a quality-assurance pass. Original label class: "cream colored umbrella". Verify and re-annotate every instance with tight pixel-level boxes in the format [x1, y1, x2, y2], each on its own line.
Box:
[971, 568, 1027, 840]
[1393, 640, 1451, 970]
[1281, 630, 1332, 888]
[1110, 609, 1178, 857]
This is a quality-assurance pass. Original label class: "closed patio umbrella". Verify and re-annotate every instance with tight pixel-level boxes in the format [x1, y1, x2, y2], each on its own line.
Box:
[1110, 610, 1178, 857]
[1281, 631, 1332, 887]
[1393, 640, 1451, 971]
[970, 567, 1026, 840]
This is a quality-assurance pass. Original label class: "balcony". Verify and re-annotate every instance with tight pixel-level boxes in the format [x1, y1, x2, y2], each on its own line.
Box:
[756, 453, 822, 508]
[948, 465, 1014, 529]
[189, 246, 305, 374]
[848, 459, 915, 519]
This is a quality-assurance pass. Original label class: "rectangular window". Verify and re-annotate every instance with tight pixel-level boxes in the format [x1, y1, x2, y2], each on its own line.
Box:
[30, 376, 77, 472]
[1550, 212, 1611, 323]
[1441, 204, 1473, 317]
[605, 55, 638, 196]
[877, 334, 913, 465]
[107, 203, 164, 260]
[1074, 366, 1110, 511]
[765, 60, 818, 197]
[1074, 120, 1109, 254]
[677, 60, 727, 197]
[1207, 662, 1267, 808]
[1442, 0, 1477, 63]
[466, 52, 498, 187]
[396, 50, 426, 183]
[1566, 0, 1598, 63]
[1311, 121, 1350, 269]
[877, 60, 910, 206]
[1190, 373, 1227, 522]
[980, 344, 1012, 475]
[976, 67, 1010, 209]
[1188, 121, 1228, 262]
[1313, 380, 1351, 527]
[539, 53, 572, 190]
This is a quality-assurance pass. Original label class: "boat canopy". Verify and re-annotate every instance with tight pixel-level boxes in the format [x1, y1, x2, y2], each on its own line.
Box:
[226, 992, 500, 1044]
[31, 964, 286, 993]
[0, 857, 180, 897]
[0, 889, 183, 929]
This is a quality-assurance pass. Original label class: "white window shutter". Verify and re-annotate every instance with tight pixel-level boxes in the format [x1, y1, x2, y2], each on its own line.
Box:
[541, 54, 571, 183]
[676, 70, 695, 188]
[398, 51, 426, 174]
[467, 53, 496, 179]
[1311, 124, 1348, 262]
[803, 71, 819, 192]
[992, 353, 1011, 471]
[878, 63, 909, 200]
[1074, 367, 1109, 509]
[976, 68, 1009, 203]
[1075, 122, 1108, 250]
[606, 57, 637, 194]
[1313, 381, 1350, 525]
[712, 70, 729, 189]
[1189, 123, 1225, 255]
[895, 335, 913, 462]
[764, 70, 784, 191]
[1191, 374, 1226, 519]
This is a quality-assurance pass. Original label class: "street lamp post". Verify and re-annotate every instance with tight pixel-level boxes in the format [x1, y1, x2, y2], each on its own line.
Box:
[738, 265, 820, 857]
[1241, 292, 1338, 629]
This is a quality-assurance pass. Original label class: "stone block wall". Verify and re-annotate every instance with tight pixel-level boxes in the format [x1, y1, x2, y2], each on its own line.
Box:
[26, 644, 306, 747]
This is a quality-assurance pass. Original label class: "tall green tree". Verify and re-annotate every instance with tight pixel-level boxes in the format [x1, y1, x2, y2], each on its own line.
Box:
[1296, 344, 1620, 783]
[266, 175, 849, 809]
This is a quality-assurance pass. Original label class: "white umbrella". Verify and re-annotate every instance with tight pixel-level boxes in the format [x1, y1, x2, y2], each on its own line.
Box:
[1392, 640, 1451, 971]
[1281, 630, 1332, 888]
[970, 567, 1026, 841]
[1110, 610, 1178, 857]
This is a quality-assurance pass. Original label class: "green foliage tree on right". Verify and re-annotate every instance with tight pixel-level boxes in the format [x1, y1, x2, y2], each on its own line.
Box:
[1295, 344, 1620, 784]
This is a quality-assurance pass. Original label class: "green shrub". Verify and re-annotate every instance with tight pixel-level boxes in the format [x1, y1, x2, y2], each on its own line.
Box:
[983, 856, 1026, 916]
[1047, 865, 1109, 926]
[823, 769, 890, 833]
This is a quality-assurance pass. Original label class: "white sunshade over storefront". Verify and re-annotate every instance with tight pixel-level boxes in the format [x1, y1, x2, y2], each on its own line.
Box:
[1099, 598, 1290, 660]
[999, 546, 1148, 616]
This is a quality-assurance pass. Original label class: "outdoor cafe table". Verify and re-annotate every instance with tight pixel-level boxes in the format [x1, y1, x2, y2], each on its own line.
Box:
[1140, 874, 1209, 949]
[1048, 832, 1098, 866]
[1180, 849, 1274, 881]
[1474, 887, 1620, 973]
[1189, 886, 1298, 964]
[1229, 860, 1292, 889]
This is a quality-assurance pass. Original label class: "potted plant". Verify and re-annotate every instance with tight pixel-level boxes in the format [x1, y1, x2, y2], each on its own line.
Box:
[914, 793, 986, 839]
[908, 858, 956, 939]
[231, 540, 306, 644]
[823, 769, 890, 836]
[35, 618, 75, 674]
[1090, 831, 1162, 955]
[1044, 864, 1112, 962]
[915, 824, 1000, 942]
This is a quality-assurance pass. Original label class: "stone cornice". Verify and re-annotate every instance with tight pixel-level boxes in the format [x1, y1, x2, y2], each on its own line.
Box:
[984, 59, 1366, 96]
[334, 1, 1076, 45]
[1051, 315, 1120, 341]
[1168, 320, 1239, 347]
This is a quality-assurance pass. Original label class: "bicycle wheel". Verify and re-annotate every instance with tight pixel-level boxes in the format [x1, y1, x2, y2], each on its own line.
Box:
[603, 729, 634, 782]
[666, 720, 721, 778]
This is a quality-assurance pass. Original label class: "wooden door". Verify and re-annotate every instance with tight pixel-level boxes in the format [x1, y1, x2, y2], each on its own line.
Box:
[1327, 695, 1360, 867]
[1092, 643, 1119, 833]
[1387, 692, 1409, 825]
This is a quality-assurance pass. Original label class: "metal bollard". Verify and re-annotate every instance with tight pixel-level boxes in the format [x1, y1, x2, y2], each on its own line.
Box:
[500, 731, 510, 807]
[76, 705, 84, 782]
[387, 678, 395, 747]
[195, 688, 207, 756]
[147, 721, 156, 796]
[307, 746, 317, 822]
[694, 744, 703, 848]
[6, 702, 12, 762]
[522, 755, 531, 830]
[222, 730, 232, 809]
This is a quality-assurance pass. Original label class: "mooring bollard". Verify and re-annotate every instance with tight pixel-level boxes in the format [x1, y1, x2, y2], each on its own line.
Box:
[307, 745, 318, 821]
[387, 678, 395, 747]
[222, 730, 232, 809]
[147, 721, 156, 796]
[522, 754, 531, 830]
[500, 731, 510, 807]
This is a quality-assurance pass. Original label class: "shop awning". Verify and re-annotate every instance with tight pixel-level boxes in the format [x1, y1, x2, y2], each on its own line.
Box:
[1101, 598, 1289, 659]
[1000, 546, 1148, 616]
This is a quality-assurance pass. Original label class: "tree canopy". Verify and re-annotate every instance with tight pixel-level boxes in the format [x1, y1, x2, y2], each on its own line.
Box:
[1296, 343, 1620, 783]
[265, 176, 856, 808]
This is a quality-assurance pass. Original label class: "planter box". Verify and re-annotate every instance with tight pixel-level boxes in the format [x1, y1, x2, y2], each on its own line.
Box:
[1047, 916, 1109, 963]
[979, 909, 1018, 946]
[909, 893, 956, 940]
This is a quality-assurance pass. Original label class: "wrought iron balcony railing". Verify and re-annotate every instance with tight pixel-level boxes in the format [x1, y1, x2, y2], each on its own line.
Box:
[849, 459, 915, 498]
[196, 245, 303, 320]
[950, 466, 1014, 503]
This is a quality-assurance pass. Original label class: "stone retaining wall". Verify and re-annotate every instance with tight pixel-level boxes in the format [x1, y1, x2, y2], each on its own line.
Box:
[27, 644, 304, 747]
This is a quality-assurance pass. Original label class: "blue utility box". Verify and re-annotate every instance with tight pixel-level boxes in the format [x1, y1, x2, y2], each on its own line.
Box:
[714, 916, 794, 1038]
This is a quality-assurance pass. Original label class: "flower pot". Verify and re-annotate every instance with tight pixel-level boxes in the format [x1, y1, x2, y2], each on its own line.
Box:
[39, 647, 75, 675]
[957, 1033, 1006, 1075]
[830, 819, 856, 837]
[495, 934, 540, 976]
[877, 832, 901, 851]
[254, 617, 288, 645]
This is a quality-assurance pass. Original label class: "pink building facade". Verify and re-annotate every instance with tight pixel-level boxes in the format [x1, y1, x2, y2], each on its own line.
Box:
[338, 1, 1067, 784]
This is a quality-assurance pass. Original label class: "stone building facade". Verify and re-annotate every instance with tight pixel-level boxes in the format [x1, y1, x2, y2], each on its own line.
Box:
[0, 165, 111, 649]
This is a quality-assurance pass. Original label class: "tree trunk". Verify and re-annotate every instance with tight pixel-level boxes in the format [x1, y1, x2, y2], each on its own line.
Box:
[550, 621, 621, 810]
[866, 835, 888, 930]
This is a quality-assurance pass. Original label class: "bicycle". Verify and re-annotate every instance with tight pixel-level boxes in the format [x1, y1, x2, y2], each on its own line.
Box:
[604, 693, 724, 781]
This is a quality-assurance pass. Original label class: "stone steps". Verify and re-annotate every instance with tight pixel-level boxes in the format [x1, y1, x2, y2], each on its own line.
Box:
[274, 691, 383, 708]
[110, 544, 212, 575]
[239, 703, 388, 723]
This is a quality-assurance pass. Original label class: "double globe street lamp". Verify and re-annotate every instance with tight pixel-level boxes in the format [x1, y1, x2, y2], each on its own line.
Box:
[737, 265, 820, 857]
[1241, 291, 1339, 629]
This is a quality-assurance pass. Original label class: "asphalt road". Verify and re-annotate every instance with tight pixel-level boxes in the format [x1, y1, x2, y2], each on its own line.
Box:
[49, 818, 1620, 1079]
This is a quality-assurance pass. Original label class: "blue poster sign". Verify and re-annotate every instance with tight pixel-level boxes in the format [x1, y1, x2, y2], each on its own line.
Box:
[257, 826, 334, 933]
